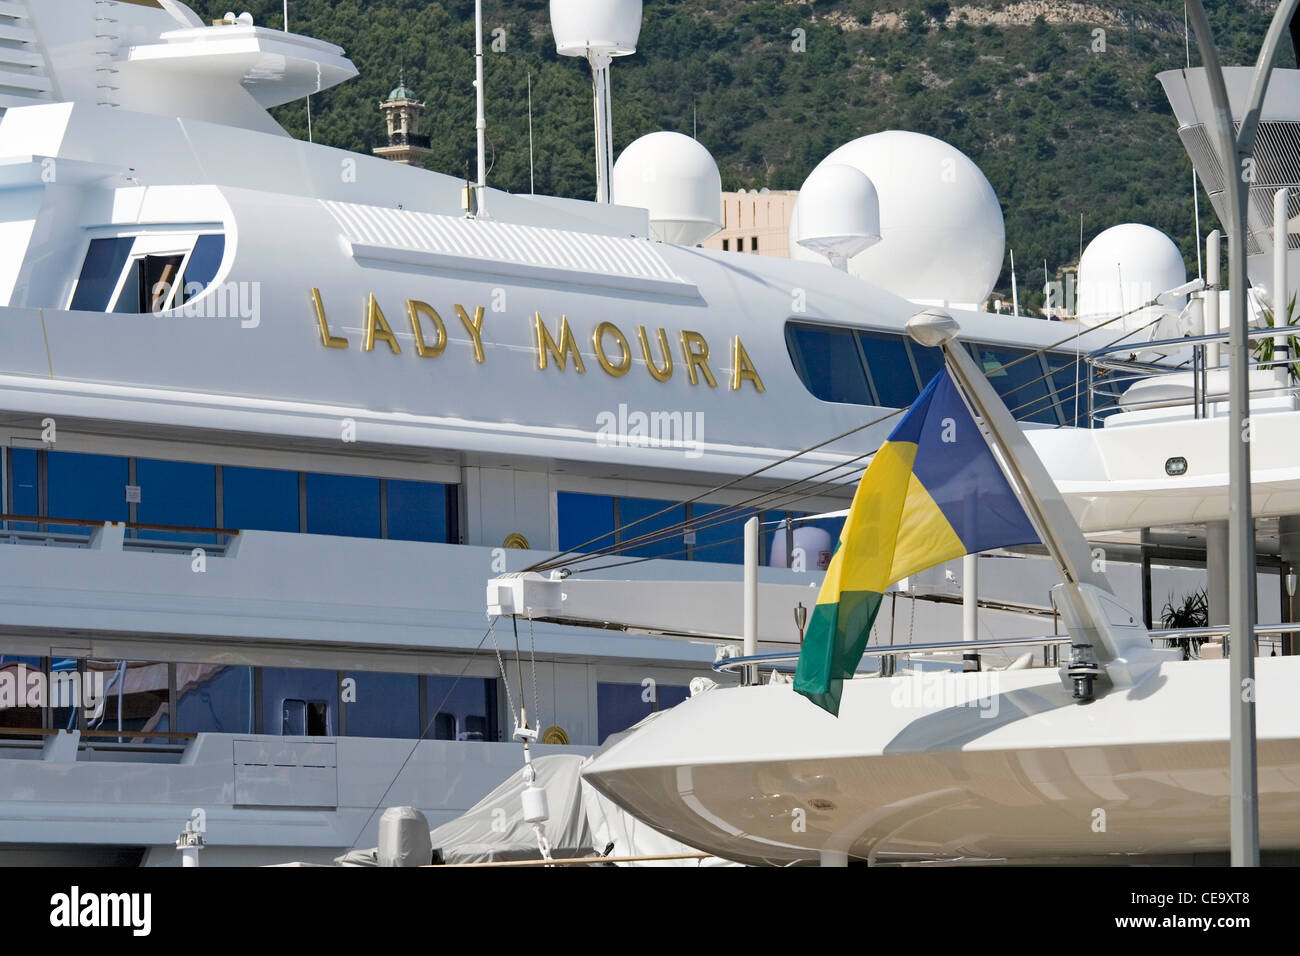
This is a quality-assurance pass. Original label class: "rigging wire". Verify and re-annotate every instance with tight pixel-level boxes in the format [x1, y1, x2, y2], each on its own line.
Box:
[532, 297, 1176, 573]
[347, 621, 497, 851]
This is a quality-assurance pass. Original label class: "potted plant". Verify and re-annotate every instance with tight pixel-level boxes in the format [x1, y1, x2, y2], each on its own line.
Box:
[1252, 292, 1300, 382]
[1160, 588, 1209, 659]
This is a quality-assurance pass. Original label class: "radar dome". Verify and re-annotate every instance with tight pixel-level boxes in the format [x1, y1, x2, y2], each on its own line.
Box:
[793, 164, 881, 267]
[1076, 223, 1187, 329]
[789, 131, 1005, 307]
[613, 132, 722, 246]
[550, 0, 642, 58]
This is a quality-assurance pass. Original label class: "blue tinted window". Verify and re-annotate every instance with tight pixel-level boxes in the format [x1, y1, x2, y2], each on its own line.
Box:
[909, 340, 946, 389]
[305, 473, 379, 538]
[223, 466, 299, 533]
[177, 665, 253, 734]
[134, 459, 215, 541]
[7, 448, 37, 531]
[558, 491, 614, 554]
[786, 324, 871, 405]
[179, 235, 225, 300]
[858, 331, 920, 408]
[262, 667, 336, 736]
[425, 676, 498, 741]
[969, 345, 1058, 425]
[1046, 352, 1087, 426]
[70, 238, 133, 311]
[596, 682, 690, 744]
[46, 452, 127, 532]
[111, 259, 143, 313]
[619, 498, 687, 559]
[387, 480, 450, 543]
[345, 672, 418, 738]
[690, 504, 753, 564]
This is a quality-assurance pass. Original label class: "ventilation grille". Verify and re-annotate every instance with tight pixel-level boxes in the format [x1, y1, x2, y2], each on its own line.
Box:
[1179, 120, 1300, 258]
[323, 200, 687, 287]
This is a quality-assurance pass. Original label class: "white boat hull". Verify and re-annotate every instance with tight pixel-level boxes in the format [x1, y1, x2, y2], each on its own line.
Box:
[582, 657, 1300, 865]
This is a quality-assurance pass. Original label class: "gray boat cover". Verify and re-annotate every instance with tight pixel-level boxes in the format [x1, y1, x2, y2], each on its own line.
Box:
[336, 724, 733, 866]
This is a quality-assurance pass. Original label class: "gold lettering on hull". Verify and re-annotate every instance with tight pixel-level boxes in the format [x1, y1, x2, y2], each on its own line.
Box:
[407, 300, 448, 357]
[310, 291, 764, 393]
[638, 326, 674, 382]
[312, 288, 348, 349]
[593, 321, 631, 377]
[535, 313, 586, 373]
[455, 305, 488, 364]
[679, 330, 717, 388]
[731, 336, 765, 393]
[364, 294, 402, 354]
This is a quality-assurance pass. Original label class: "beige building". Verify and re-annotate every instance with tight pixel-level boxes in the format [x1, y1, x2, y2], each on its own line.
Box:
[701, 189, 799, 257]
[373, 82, 432, 166]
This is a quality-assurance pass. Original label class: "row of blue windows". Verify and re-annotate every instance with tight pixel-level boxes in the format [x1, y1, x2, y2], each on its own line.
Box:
[558, 491, 844, 566]
[0, 657, 498, 742]
[0, 657, 695, 746]
[2, 449, 458, 544]
[785, 321, 1096, 426]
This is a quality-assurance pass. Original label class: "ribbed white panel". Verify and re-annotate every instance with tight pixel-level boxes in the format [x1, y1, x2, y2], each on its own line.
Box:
[0, 0, 53, 111]
[322, 199, 687, 286]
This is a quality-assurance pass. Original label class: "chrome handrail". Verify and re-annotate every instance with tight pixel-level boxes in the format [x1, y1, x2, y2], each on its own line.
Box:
[715, 623, 1300, 676]
[1085, 326, 1300, 424]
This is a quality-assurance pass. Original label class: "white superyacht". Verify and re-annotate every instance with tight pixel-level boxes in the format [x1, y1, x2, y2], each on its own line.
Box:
[0, 0, 1287, 866]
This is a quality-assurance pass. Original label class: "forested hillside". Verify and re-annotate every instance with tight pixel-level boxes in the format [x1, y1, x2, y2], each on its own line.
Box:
[215, 1, 1285, 305]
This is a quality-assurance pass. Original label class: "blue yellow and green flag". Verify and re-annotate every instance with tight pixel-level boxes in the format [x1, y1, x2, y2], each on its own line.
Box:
[793, 368, 1039, 715]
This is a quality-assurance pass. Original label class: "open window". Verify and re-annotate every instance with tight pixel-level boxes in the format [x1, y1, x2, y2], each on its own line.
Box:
[69, 233, 226, 314]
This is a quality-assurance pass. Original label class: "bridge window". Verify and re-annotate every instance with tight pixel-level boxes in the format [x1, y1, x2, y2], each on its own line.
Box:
[858, 330, 920, 408]
[262, 667, 337, 736]
[559, 491, 811, 565]
[343, 672, 418, 739]
[223, 465, 300, 533]
[596, 682, 690, 744]
[134, 458, 216, 542]
[967, 343, 1060, 425]
[177, 665, 254, 735]
[305, 473, 380, 539]
[69, 234, 226, 314]
[425, 676, 498, 741]
[69, 238, 134, 312]
[46, 451, 128, 533]
[785, 319, 1078, 425]
[785, 324, 871, 405]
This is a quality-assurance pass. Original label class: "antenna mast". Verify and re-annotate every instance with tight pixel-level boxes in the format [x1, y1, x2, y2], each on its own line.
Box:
[527, 71, 536, 195]
[550, 0, 643, 205]
[474, 0, 489, 218]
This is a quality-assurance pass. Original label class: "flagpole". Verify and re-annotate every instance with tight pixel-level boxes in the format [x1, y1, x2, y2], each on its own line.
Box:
[1182, 0, 1300, 868]
[743, 516, 759, 686]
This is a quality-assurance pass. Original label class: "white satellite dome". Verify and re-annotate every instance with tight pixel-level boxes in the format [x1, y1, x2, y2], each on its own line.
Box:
[1076, 223, 1187, 328]
[789, 131, 1005, 307]
[550, 0, 642, 58]
[793, 164, 881, 267]
[613, 132, 722, 246]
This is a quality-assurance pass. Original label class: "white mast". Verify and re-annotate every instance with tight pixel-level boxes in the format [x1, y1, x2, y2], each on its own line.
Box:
[474, 0, 489, 218]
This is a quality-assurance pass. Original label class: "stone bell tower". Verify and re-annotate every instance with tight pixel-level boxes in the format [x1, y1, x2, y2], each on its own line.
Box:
[373, 79, 432, 166]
